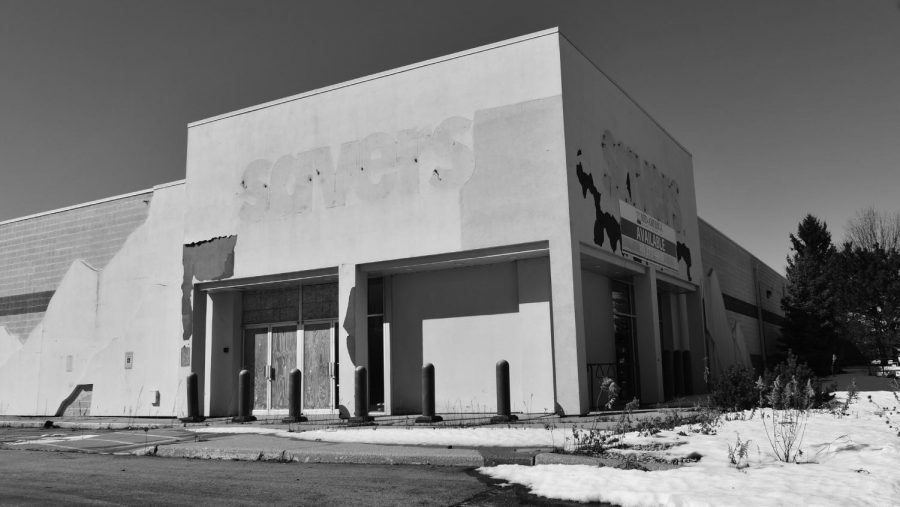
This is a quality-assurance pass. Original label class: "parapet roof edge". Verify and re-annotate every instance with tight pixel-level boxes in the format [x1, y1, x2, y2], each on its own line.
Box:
[697, 216, 786, 278]
[0, 180, 185, 226]
[187, 27, 561, 128]
[557, 33, 692, 158]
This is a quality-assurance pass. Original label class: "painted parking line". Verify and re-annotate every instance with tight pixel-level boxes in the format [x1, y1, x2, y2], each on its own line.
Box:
[144, 434, 182, 440]
[85, 438, 140, 446]
[9, 434, 99, 445]
[3, 429, 195, 454]
[38, 442, 99, 452]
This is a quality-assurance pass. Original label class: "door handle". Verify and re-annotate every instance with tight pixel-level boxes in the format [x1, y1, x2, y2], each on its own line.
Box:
[269, 366, 275, 381]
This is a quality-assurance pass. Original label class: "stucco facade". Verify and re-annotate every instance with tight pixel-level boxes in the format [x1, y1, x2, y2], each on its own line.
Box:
[0, 29, 785, 418]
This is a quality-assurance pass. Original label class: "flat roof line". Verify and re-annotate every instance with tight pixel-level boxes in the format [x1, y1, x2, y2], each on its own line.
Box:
[558, 33, 692, 157]
[188, 27, 560, 128]
[0, 180, 185, 226]
[697, 216, 785, 276]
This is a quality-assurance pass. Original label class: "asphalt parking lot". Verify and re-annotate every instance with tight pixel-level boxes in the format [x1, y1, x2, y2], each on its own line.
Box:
[0, 428, 199, 454]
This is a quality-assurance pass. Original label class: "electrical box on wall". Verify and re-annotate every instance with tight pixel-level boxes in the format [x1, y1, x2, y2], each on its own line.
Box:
[125, 352, 133, 369]
[150, 390, 160, 406]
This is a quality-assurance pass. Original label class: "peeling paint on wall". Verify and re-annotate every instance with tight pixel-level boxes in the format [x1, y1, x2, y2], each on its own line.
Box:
[577, 138, 694, 281]
[181, 235, 237, 341]
[677, 242, 693, 281]
[180, 345, 191, 367]
[600, 130, 683, 234]
[575, 149, 623, 252]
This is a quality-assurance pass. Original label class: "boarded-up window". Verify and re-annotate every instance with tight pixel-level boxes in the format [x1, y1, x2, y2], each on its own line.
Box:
[302, 283, 338, 321]
[242, 287, 299, 325]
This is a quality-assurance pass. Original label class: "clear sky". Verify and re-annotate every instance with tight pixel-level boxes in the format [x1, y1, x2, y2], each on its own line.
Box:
[1, 0, 898, 274]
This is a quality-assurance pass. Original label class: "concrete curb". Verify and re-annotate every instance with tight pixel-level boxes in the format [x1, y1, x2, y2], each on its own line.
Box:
[534, 452, 685, 470]
[141, 444, 485, 467]
[0, 420, 171, 430]
[534, 453, 612, 466]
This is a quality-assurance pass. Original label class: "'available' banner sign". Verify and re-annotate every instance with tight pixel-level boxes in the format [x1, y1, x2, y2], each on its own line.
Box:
[619, 201, 678, 272]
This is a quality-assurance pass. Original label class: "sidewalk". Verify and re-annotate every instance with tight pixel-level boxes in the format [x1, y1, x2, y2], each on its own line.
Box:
[0, 407, 698, 468]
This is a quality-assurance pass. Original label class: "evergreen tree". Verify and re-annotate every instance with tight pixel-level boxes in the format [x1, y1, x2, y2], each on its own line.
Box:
[781, 215, 841, 374]
[835, 242, 900, 368]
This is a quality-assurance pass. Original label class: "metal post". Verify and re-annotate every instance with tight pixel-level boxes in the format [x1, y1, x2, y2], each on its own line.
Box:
[232, 369, 257, 423]
[282, 368, 307, 423]
[416, 363, 442, 423]
[180, 372, 205, 423]
[349, 365, 374, 425]
[491, 360, 517, 423]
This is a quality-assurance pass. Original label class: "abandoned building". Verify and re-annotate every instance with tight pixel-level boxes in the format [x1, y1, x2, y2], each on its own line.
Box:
[0, 29, 786, 418]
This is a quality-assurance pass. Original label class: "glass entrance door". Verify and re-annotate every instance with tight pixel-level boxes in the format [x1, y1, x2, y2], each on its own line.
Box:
[242, 324, 298, 413]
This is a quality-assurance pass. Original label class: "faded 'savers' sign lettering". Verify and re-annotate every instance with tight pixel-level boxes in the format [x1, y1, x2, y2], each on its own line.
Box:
[619, 201, 678, 272]
[237, 117, 474, 221]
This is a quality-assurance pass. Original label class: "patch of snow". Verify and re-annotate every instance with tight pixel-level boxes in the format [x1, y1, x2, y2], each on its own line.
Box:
[186, 390, 900, 505]
[481, 391, 900, 506]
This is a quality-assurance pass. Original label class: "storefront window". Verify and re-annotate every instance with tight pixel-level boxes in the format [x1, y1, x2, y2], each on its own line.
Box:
[301, 283, 338, 321]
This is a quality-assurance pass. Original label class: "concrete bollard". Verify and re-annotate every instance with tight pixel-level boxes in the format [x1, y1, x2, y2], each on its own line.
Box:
[491, 360, 517, 423]
[416, 363, 443, 423]
[281, 368, 307, 423]
[179, 372, 205, 423]
[231, 369, 257, 423]
[349, 365, 374, 425]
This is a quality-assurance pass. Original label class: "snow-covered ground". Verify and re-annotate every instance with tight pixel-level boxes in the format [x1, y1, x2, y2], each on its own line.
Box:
[483, 390, 900, 506]
[190, 389, 900, 506]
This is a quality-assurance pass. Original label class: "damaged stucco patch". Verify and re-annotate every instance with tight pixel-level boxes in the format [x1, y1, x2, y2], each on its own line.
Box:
[181, 235, 237, 342]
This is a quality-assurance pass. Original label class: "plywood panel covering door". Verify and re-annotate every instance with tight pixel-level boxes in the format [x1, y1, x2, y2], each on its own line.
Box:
[270, 325, 298, 410]
[242, 328, 269, 410]
[243, 324, 298, 412]
[303, 322, 333, 410]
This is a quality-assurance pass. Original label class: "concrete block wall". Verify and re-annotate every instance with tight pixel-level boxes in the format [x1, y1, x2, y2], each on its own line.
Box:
[698, 218, 786, 368]
[0, 183, 186, 416]
[0, 193, 151, 341]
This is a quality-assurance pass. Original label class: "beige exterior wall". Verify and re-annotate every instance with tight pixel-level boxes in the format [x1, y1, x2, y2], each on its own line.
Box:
[392, 258, 554, 414]
[559, 36, 706, 405]
[559, 38, 700, 282]
[0, 29, 778, 417]
[699, 218, 786, 370]
[183, 31, 570, 275]
[182, 30, 578, 416]
[0, 183, 186, 416]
